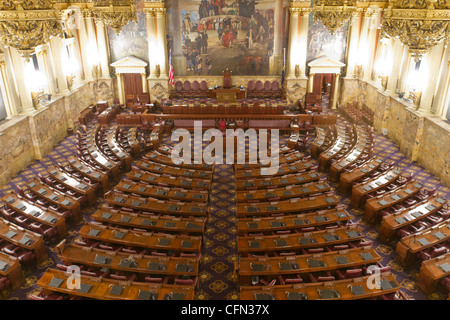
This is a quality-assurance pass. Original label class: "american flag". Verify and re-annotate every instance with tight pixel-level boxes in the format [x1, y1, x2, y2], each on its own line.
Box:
[169, 49, 174, 86]
[281, 48, 286, 89]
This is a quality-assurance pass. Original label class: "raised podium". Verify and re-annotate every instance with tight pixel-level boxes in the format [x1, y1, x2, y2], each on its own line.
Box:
[209, 68, 245, 102]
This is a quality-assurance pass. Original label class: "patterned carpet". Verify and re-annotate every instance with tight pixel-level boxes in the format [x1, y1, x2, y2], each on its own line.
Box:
[0, 103, 449, 300]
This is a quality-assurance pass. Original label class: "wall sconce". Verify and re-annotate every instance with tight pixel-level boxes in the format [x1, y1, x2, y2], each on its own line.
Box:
[409, 91, 422, 110]
[354, 65, 363, 78]
[92, 65, 100, 80]
[379, 75, 389, 91]
[295, 64, 300, 78]
[66, 74, 76, 91]
[31, 89, 45, 109]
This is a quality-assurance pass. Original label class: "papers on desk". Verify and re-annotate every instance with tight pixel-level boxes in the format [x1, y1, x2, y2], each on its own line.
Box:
[30, 210, 40, 217]
[436, 198, 446, 204]
[351, 285, 365, 296]
[61, 200, 72, 207]
[270, 221, 286, 228]
[249, 241, 260, 249]
[114, 231, 127, 239]
[360, 252, 374, 261]
[120, 216, 131, 223]
[417, 238, 430, 246]
[148, 262, 166, 271]
[0, 260, 10, 272]
[323, 234, 340, 242]
[48, 277, 64, 288]
[425, 204, 436, 211]
[391, 195, 401, 201]
[318, 289, 340, 299]
[346, 231, 362, 239]
[119, 258, 137, 268]
[165, 221, 176, 228]
[336, 212, 348, 219]
[438, 263, 450, 273]
[176, 263, 193, 273]
[158, 238, 170, 246]
[109, 285, 124, 296]
[336, 256, 349, 265]
[283, 191, 293, 197]
[266, 205, 279, 212]
[78, 283, 93, 294]
[314, 216, 329, 223]
[164, 292, 186, 300]
[275, 240, 288, 247]
[138, 290, 158, 300]
[394, 217, 408, 225]
[411, 211, 423, 219]
[254, 293, 275, 300]
[94, 254, 111, 265]
[181, 240, 193, 249]
[246, 207, 259, 213]
[307, 259, 326, 268]
[37, 189, 47, 195]
[88, 229, 101, 237]
[186, 222, 201, 230]
[5, 231, 17, 239]
[287, 292, 307, 300]
[433, 232, 446, 240]
[44, 216, 58, 224]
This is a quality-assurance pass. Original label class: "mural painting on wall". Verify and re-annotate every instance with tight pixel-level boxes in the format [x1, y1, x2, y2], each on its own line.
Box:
[306, 16, 348, 64]
[107, 0, 149, 64]
[168, 0, 289, 76]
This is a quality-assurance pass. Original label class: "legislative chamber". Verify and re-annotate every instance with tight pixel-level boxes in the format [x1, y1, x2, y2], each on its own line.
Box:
[0, 0, 448, 308]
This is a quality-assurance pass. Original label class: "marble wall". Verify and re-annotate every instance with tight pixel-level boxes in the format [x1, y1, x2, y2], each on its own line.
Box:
[340, 78, 450, 187]
[0, 79, 115, 187]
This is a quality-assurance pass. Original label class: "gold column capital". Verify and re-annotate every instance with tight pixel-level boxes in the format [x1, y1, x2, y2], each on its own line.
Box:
[144, 8, 156, 17]
[155, 8, 166, 16]
[300, 8, 312, 17]
[289, 7, 302, 17]
[81, 8, 92, 18]
[37, 49, 47, 58]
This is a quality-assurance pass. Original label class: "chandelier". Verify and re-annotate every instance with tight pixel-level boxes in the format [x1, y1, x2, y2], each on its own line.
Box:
[313, 0, 357, 34]
[381, 0, 450, 62]
[0, 0, 136, 61]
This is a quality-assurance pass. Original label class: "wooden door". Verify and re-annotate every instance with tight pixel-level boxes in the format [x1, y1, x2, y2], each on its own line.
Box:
[313, 74, 323, 96]
[123, 73, 143, 99]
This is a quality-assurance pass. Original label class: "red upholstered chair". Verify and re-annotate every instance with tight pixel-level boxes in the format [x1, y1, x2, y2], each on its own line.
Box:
[247, 81, 256, 99]
[174, 81, 183, 98]
[263, 81, 272, 98]
[200, 81, 209, 97]
[336, 268, 362, 280]
[255, 81, 264, 99]
[192, 80, 200, 97]
[183, 81, 192, 98]
[271, 81, 281, 98]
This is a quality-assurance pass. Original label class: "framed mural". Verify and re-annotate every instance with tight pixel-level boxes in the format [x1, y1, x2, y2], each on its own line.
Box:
[306, 15, 349, 65]
[167, 0, 289, 76]
[107, 0, 149, 64]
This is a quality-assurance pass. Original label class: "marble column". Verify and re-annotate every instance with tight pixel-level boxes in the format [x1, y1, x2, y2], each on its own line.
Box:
[117, 73, 125, 105]
[331, 73, 340, 109]
[346, 9, 362, 77]
[49, 36, 69, 94]
[95, 19, 111, 78]
[170, 0, 186, 76]
[78, 9, 93, 81]
[385, 38, 403, 95]
[0, 61, 15, 118]
[10, 49, 34, 114]
[308, 73, 315, 93]
[419, 43, 445, 114]
[357, 10, 371, 79]
[142, 73, 148, 93]
[298, 9, 311, 78]
[146, 9, 157, 78]
[269, 0, 285, 74]
[156, 8, 168, 78]
[287, 8, 300, 78]
[36, 48, 55, 95]
[364, 9, 380, 81]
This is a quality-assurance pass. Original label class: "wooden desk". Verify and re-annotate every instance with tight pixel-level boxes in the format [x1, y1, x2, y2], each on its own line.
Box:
[26, 178, 82, 221]
[98, 104, 121, 126]
[104, 191, 208, 217]
[240, 272, 400, 300]
[126, 170, 211, 191]
[234, 151, 304, 171]
[58, 243, 199, 277]
[350, 169, 402, 208]
[311, 127, 331, 158]
[379, 196, 447, 242]
[338, 157, 383, 194]
[145, 151, 213, 172]
[238, 225, 364, 254]
[396, 221, 450, 266]
[0, 252, 23, 290]
[92, 207, 206, 235]
[329, 126, 372, 182]
[125, 128, 141, 156]
[238, 246, 380, 285]
[2, 193, 67, 239]
[37, 268, 195, 300]
[235, 171, 321, 191]
[235, 160, 314, 180]
[236, 182, 331, 203]
[106, 126, 132, 171]
[136, 160, 213, 181]
[78, 106, 95, 126]
[237, 208, 351, 235]
[364, 181, 424, 223]
[318, 125, 353, 171]
[79, 223, 202, 254]
[0, 218, 47, 264]
[115, 180, 208, 203]
[67, 156, 109, 193]
[236, 194, 339, 218]
[209, 88, 246, 101]
[84, 127, 120, 180]
[417, 252, 450, 294]
[48, 167, 96, 206]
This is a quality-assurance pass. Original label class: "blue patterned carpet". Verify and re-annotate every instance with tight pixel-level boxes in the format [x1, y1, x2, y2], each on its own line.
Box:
[1, 105, 449, 300]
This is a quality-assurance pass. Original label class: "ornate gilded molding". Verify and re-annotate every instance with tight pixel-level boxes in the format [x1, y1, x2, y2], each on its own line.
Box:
[312, 0, 357, 33]
[381, 1, 450, 61]
[92, 0, 137, 35]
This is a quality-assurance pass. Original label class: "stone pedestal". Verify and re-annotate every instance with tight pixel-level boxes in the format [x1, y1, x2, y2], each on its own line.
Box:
[285, 77, 308, 104]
